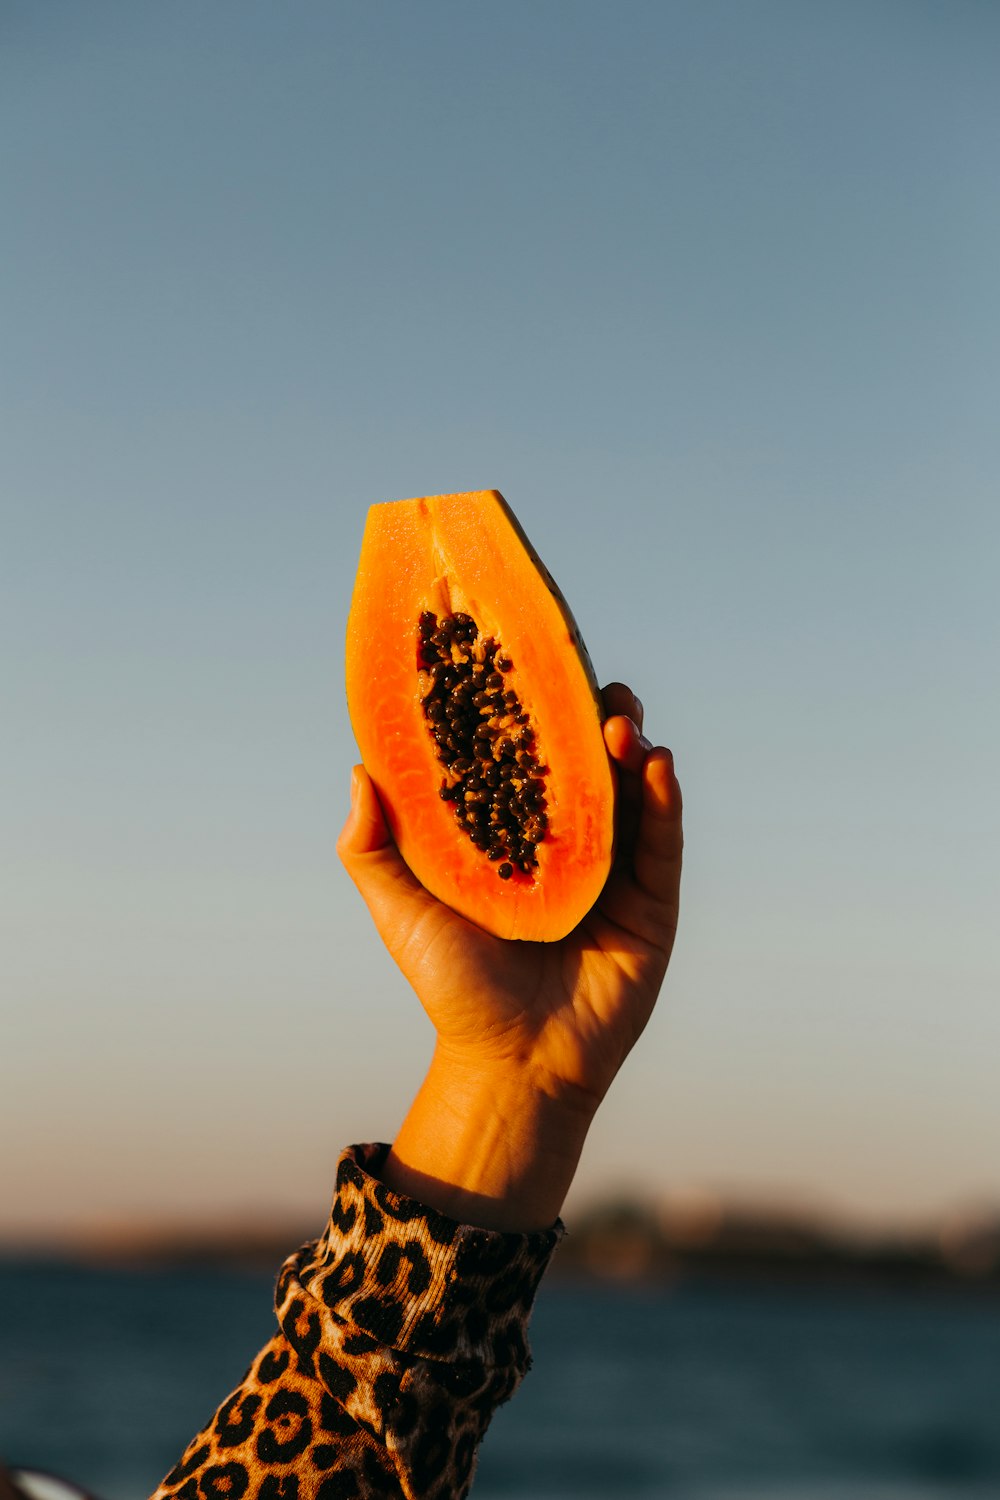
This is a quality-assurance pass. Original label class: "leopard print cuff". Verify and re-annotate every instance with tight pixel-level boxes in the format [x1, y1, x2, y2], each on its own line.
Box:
[153, 1144, 564, 1499]
[280, 1143, 563, 1365]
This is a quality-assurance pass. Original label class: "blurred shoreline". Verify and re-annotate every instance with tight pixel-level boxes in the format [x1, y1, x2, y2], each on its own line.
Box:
[552, 1194, 1000, 1290]
[4, 1194, 998, 1290]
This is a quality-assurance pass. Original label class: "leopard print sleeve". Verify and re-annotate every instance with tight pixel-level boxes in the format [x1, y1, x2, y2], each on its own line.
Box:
[151, 1143, 562, 1500]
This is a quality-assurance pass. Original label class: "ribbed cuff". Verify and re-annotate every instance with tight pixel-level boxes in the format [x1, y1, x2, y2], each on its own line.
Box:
[281, 1143, 562, 1363]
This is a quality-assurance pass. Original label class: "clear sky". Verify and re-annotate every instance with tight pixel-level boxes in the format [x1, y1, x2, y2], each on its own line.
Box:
[4, 1, 999, 1236]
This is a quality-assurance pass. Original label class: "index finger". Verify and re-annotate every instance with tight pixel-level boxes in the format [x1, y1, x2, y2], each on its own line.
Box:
[601, 680, 643, 731]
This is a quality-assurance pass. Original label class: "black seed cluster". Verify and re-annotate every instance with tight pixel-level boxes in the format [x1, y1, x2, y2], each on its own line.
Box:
[418, 610, 548, 879]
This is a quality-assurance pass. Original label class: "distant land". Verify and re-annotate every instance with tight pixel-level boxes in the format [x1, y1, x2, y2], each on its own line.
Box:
[4, 1193, 999, 1291]
[554, 1194, 1000, 1290]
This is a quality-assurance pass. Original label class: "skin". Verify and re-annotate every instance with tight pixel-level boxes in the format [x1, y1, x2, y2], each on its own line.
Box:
[336, 682, 683, 1232]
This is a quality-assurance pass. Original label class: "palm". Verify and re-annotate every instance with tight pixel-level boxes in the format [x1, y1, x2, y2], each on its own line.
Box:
[348, 684, 681, 1110]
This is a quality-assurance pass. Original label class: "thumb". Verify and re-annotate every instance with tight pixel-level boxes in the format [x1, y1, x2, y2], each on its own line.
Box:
[338, 764, 394, 858]
[336, 764, 439, 946]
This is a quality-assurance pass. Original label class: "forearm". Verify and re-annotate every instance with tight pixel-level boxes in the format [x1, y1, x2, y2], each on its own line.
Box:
[381, 1043, 597, 1232]
[152, 1143, 561, 1500]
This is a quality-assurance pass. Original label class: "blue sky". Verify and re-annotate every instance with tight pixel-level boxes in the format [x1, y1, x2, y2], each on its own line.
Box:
[4, 1, 999, 1234]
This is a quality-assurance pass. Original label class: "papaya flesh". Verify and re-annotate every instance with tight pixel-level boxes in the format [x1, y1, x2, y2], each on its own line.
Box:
[345, 490, 615, 942]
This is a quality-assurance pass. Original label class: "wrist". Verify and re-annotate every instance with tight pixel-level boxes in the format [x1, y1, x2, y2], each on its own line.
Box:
[381, 1044, 597, 1233]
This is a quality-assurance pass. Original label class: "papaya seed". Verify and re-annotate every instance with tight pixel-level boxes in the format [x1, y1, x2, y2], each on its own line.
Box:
[418, 609, 548, 881]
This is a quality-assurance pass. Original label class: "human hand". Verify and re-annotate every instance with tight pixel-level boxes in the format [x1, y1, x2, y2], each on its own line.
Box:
[337, 681, 682, 1229]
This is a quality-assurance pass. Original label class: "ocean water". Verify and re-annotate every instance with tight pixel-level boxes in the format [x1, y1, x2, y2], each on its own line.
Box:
[1, 1260, 998, 1499]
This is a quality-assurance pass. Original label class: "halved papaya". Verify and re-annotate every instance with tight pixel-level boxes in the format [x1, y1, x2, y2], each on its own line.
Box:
[345, 490, 615, 941]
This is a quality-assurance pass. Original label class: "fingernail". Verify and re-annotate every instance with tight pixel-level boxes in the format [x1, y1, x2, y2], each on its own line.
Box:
[350, 766, 362, 808]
